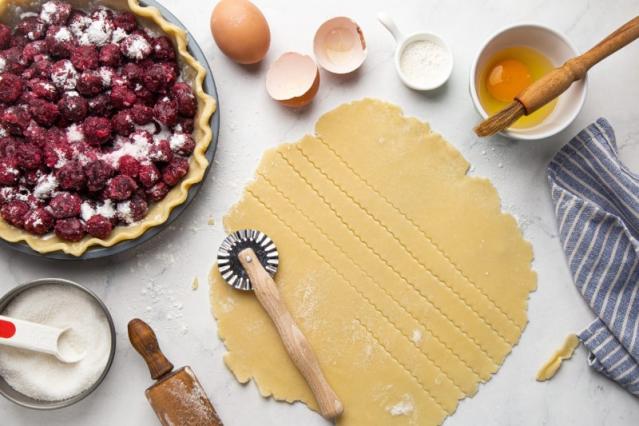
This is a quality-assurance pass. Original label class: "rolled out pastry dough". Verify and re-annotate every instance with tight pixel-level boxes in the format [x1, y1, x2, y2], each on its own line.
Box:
[210, 99, 536, 425]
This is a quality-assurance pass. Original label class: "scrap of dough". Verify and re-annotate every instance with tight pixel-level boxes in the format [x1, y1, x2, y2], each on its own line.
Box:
[210, 99, 536, 425]
[536, 334, 580, 382]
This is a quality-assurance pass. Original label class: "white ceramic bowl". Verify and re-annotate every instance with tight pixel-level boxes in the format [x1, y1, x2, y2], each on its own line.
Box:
[378, 12, 453, 91]
[469, 24, 587, 140]
[395, 32, 453, 91]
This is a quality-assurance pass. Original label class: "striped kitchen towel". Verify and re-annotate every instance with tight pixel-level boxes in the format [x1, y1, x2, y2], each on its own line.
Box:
[547, 118, 639, 396]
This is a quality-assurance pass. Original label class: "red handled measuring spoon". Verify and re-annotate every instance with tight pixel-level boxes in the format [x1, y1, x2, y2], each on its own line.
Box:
[0, 315, 85, 363]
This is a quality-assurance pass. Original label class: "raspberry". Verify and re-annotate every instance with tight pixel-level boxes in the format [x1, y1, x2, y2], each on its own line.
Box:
[71, 45, 99, 71]
[130, 103, 153, 125]
[113, 11, 137, 32]
[55, 161, 85, 191]
[49, 192, 82, 218]
[175, 117, 194, 134]
[0, 23, 10, 49]
[50, 59, 78, 90]
[120, 34, 151, 61]
[1, 47, 27, 75]
[29, 99, 60, 127]
[153, 97, 177, 127]
[146, 181, 169, 202]
[105, 174, 137, 201]
[86, 214, 112, 238]
[68, 11, 91, 37]
[24, 122, 48, 146]
[84, 159, 113, 192]
[110, 83, 136, 109]
[0, 159, 20, 185]
[40, 1, 72, 25]
[162, 156, 189, 186]
[76, 70, 103, 97]
[45, 26, 73, 58]
[133, 84, 154, 106]
[0, 73, 24, 104]
[0, 186, 18, 204]
[58, 93, 89, 123]
[138, 163, 159, 188]
[118, 155, 140, 178]
[170, 133, 195, 156]
[43, 141, 71, 168]
[172, 82, 197, 117]
[28, 78, 59, 101]
[54, 217, 85, 241]
[151, 36, 176, 62]
[0, 136, 17, 158]
[149, 139, 172, 163]
[31, 56, 53, 78]
[88, 94, 113, 117]
[1, 200, 29, 227]
[122, 62, 143, 83]
[16, 143, 43, 170]
[22, 40, 47, 63]
[99, 43, 121, 67]
[128, 192, 147, 221]
[22, 169, 42, 187]
[143, 63, 175, 93]
[111, 109, 134, 136]
[83, 116, 112, 146]
[1, 106, 31, 136]
[15, 17, 46, 41]
[23, 207, 54, 235]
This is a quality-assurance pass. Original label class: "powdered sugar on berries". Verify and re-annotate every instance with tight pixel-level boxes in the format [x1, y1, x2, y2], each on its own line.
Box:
[51, 60, 78, 90]
[33, 174, 58, 199]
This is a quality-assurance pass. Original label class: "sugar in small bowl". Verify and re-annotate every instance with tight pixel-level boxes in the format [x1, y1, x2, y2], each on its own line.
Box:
[0, 279, 115, 409]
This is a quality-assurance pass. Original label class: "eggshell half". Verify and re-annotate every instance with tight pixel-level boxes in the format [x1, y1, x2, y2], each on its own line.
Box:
[266, 53, 320, 108]
[314, 17, 367, 74]
[210, 0, 271, 64]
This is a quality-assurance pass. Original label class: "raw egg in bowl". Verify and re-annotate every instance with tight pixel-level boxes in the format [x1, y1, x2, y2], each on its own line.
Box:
[470, 24, 587, 140]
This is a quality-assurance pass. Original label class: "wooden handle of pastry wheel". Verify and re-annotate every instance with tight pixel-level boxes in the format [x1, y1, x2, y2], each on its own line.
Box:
[517, 15, 639, 114]
[128, 318, 174, 380]
[238, 248, 344, 420]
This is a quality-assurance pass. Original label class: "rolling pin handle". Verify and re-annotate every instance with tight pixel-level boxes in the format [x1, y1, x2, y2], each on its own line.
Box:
[128, 318, 174, 380]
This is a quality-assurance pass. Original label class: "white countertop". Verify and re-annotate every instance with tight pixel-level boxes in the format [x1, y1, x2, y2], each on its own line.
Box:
[1, 0, 639, 424]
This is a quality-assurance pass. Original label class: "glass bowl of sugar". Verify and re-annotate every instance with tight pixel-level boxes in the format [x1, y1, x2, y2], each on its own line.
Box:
[0, 278, 116, 410]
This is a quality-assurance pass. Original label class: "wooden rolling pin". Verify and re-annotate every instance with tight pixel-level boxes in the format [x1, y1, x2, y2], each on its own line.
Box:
[475, 15, 639, 136]
[128, 319, 223, 426]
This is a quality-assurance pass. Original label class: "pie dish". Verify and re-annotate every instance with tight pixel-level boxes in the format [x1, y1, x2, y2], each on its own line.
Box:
[0, 0, 217, 256]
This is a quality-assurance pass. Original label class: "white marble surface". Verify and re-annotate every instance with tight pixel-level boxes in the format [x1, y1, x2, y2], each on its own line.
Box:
[1, 0, 639, 425]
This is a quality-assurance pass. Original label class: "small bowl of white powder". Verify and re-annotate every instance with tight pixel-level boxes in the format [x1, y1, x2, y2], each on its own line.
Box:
[0, 278, 115, 409]
[378, 13, 453, 91]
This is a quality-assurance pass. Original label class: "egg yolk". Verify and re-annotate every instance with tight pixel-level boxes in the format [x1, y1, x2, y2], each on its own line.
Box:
[486, 59, 532, 103]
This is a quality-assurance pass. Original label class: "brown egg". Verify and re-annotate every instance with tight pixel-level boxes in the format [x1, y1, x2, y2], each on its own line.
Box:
[266, 52, 320, 108]
[210, 0, 271, 65]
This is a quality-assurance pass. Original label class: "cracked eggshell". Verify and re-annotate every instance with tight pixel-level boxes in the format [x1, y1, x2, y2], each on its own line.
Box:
[314, 17, 367, 74]
[210, 0, 271, 64]
[266, 53, 320, 108]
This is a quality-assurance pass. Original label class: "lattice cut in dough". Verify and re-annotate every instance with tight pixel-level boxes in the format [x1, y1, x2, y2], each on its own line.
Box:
[210, 99, 536, 425]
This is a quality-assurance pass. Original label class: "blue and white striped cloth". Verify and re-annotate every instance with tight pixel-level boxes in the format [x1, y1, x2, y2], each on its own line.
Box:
[548, 118, 639, 396]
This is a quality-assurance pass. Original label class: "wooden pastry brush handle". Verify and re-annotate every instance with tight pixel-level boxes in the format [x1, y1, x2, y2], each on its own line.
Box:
[238, 248, 344, 420]
[517, 15, 639, 114]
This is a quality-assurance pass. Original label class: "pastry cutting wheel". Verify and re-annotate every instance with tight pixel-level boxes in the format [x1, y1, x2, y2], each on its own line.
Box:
[217, 229, 343, 420]
[217, 229, 279, 291]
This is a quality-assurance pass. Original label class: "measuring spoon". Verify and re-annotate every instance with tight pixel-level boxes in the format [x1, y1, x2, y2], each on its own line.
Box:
[0, 315, 86, 363]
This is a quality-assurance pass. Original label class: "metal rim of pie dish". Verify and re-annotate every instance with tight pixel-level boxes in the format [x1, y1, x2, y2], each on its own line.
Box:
[0, 0, 221, 260]
[0, 278, 117, 410]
